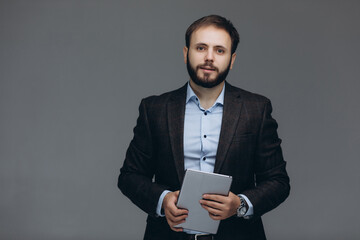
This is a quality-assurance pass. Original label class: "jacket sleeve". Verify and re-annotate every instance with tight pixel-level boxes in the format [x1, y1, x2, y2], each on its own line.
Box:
[118, 99, 167, 216]
[241, 99, 290, 218]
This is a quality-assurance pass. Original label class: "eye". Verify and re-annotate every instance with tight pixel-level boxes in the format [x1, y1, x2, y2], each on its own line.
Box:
[197, 46, 206, 51]
[217, 49, 225, 54]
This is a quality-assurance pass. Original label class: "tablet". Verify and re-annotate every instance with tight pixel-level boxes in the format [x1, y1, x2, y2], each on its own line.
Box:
[175, 169, 232, 234]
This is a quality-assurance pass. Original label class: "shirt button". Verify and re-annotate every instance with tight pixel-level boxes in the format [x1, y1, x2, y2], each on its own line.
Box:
[204, 135, 207, 138]
[203, 157, 206, 161]
[204, 112, 207, 115]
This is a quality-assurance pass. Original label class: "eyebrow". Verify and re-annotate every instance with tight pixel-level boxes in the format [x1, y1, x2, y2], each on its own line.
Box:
[194, 42, 228, 49]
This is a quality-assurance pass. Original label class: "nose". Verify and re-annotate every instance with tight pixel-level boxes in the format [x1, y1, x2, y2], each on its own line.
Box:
[205, 49, 214, 62]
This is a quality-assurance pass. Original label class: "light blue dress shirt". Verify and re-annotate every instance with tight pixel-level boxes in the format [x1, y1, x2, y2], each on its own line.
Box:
[156, 83, 253, 233]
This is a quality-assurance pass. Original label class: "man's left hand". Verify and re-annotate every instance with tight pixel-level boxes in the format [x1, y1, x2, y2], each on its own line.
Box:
[199, 191, 241, 220]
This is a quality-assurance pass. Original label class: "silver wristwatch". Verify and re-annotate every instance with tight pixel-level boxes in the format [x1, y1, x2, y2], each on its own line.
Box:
[236, 196, 248, 217]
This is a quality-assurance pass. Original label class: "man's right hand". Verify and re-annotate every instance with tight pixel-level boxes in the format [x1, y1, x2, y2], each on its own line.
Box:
[162, 190, 188, 232]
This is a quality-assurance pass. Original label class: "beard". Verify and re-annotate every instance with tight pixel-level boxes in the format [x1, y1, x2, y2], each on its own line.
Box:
[186, 53, 231, 88]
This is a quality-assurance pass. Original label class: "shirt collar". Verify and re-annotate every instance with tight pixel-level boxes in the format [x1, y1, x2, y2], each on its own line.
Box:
[186, 82, 225, 107]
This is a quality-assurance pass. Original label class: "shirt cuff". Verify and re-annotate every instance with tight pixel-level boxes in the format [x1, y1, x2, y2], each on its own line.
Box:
[239, 194, 254, 218]
[156, 190, 171, 217]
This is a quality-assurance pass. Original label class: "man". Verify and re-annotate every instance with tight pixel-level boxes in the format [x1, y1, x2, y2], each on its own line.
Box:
[118, 15, 290, 240]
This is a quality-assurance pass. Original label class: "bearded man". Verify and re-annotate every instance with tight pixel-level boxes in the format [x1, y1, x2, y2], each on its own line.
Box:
[118, 15, 290, 240]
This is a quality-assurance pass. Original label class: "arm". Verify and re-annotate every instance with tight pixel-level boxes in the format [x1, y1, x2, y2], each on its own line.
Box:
[241, 99, 290, 217]
[118, 99, 167, 216]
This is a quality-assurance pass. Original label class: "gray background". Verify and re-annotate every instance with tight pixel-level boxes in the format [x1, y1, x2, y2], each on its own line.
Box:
[1, 0, 359, 239]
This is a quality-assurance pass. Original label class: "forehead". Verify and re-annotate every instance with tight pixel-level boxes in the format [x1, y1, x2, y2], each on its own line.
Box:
[190, 25, 231, 48]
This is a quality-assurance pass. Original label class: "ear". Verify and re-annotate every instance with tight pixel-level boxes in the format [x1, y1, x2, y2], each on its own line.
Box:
[183, 46, 188, 64]
[229, 52, 237, 70]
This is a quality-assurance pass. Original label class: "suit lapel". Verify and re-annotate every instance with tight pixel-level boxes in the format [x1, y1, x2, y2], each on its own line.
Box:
[167, 84, 187, 184]
[167, 82, 243, 180]
[214, 83, 243, 173]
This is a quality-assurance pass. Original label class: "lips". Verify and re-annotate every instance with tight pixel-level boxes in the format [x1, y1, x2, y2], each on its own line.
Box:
[199, 65, 216, 71]
[200, 67, 215, 71]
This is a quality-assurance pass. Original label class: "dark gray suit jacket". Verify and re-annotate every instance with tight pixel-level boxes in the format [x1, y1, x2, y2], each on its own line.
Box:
[118, 82, 290, 240]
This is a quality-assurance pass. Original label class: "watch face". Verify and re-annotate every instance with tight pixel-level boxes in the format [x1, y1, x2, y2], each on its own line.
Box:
[237, 206, 246, 217]
[240, 207, 247, 215]
[237, 198, 247, 217]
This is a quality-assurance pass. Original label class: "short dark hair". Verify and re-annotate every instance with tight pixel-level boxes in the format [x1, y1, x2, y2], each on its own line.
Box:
[185, 15, 240, 54]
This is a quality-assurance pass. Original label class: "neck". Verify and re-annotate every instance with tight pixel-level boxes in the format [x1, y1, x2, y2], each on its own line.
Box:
[189, 80, 224, 110]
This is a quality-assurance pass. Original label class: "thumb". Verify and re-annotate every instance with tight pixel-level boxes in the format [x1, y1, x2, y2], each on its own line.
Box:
[174, 190, 180, 197]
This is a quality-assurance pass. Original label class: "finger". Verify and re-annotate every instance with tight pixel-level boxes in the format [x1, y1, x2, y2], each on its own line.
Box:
[168, 216, 187, 225]
[169, 221, 184, 232]
[167, 218, 186, 232]
[175, 207, 189, 215]
[169, 207, 188, 216]
[201, 203, 222, 216]
[208, 213, 224, 220]
[165, 207, 188, 220]
[171, 226, 184, 232]
[167, 201, 188, 215]
[200, 199, 223, 210]
[167, 213, 188, 223]
[203, 194, 227, 203]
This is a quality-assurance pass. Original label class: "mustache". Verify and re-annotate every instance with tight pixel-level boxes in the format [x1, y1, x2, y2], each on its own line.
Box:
[197, 62, 218, 71]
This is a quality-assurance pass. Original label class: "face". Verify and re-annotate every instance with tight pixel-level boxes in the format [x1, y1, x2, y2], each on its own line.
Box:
[184, 25, 236, 88]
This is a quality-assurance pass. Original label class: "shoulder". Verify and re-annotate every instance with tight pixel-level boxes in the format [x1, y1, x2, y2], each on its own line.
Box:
[226, 82, 270, 104]
[140, 83, 187, 109]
